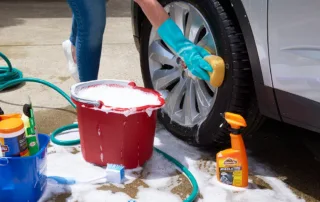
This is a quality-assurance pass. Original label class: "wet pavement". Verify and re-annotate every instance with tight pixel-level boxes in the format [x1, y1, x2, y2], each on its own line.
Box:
[246, 119, 320, 201]
[1, 0, 320, 201]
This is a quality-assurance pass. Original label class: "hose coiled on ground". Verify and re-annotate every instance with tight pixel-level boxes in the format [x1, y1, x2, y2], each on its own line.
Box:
[0, 52, 199, 202]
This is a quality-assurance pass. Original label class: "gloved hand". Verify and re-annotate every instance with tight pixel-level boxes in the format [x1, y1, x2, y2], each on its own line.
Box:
[157, 18, 213, 81]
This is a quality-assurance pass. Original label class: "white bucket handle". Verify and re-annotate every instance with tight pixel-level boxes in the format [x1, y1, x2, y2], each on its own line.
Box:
[72, 97, 101, 108]
[70, 79, 135, 108]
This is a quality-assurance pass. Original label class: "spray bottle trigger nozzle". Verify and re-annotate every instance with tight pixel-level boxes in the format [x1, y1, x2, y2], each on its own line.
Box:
[222, 112, 247, 133]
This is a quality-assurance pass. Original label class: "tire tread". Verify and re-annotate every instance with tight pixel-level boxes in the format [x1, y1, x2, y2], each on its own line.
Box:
[210, 0, 264, 144]
[139, 0, 265, 147]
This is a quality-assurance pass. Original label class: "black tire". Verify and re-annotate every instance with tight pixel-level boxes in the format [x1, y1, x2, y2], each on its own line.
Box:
[139, 0, 264, 147]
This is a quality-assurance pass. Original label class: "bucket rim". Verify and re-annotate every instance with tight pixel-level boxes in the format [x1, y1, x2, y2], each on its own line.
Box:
[70, 79, 165, 112]
[0, 134, 49, 161]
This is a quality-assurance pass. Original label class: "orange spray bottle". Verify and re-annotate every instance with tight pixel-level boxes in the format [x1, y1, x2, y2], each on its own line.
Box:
[216, 112, 248, 188]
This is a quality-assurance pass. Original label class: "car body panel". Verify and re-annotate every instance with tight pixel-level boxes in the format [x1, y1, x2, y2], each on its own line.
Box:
[268, 0, 320, 103]
[268, 0, 320, 131]
[230, 0, 281, 121]
[238, 0, 273, 88]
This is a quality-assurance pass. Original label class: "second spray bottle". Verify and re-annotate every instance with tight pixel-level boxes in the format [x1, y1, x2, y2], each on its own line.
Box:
[21, 96, 40, 156]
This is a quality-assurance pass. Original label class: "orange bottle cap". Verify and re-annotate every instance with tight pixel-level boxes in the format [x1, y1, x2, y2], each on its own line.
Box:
[0, 113, 21, 120]
[0, 118, 24, 134]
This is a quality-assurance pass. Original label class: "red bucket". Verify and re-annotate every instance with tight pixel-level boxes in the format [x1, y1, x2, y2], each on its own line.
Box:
[70, 80, 165, 169]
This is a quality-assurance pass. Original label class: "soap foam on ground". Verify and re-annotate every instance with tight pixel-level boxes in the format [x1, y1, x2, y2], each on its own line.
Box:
[41, 126, 303, 202]
[77, 85, 161, 108]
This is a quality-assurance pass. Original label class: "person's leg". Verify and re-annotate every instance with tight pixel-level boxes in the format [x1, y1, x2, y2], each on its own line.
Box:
[69, 15, 77, 47]
[67, 0, 107, 82]
[62, 14, 79, 82]
[69, 15, 77, 64]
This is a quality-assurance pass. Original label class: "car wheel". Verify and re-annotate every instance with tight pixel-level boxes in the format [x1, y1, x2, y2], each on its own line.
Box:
[139, 0, 264, 147]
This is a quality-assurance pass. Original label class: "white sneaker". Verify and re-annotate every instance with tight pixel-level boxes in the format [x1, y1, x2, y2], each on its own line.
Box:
[62, 40, 80, 82]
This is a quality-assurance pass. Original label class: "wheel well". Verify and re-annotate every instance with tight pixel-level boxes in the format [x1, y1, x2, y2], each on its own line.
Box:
[134, 0, 281, 120]
[138, 0, 265, 146]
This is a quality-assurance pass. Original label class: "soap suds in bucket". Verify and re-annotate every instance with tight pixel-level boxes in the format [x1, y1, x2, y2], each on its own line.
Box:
[77, 85, 161, 108]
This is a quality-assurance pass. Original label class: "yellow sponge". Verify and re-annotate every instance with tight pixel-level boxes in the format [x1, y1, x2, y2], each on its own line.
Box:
[204, 55, 225, 88]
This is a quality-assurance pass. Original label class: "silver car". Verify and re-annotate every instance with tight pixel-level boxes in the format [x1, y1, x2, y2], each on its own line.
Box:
[131, 0, 320, 146]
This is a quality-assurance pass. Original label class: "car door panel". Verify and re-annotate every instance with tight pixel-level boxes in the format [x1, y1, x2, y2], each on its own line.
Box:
[240, 0, 273, 88]
[268, 0, 320, 102]
[268, 0, 320, 131]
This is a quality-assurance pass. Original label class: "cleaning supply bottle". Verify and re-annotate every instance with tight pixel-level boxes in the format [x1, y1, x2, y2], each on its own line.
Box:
[22, 98, 39, 156]
[22, 112, 39, 156]
[216, 112, 248, 188]
[0, 114, 30, 157]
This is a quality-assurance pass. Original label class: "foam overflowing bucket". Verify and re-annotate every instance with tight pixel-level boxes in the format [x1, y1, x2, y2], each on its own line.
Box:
[70, 80, 165, 169]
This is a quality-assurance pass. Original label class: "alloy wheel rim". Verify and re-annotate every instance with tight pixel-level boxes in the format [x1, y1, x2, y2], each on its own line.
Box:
[148, 2, 218, 127]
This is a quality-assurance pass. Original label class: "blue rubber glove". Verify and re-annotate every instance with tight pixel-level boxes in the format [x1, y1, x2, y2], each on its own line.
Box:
[157, 18, 213, 81]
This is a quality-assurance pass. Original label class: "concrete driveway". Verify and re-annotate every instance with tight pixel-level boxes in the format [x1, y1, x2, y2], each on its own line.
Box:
[1, 1, 320, 202]
[0, 0, 142, 133]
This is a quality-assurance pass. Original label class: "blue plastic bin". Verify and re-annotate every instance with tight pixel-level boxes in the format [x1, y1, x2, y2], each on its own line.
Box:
[0, 134, 50, 202]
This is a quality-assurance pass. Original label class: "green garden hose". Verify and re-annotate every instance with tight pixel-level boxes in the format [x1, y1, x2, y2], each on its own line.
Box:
[0, 52, 199, 202]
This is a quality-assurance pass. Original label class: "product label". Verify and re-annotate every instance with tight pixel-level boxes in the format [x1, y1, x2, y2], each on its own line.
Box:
[219, 158, 243, 186]
[0, 132, 29, 157]
[0, 139, 4, 157]
[27, 135, 39, 156]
